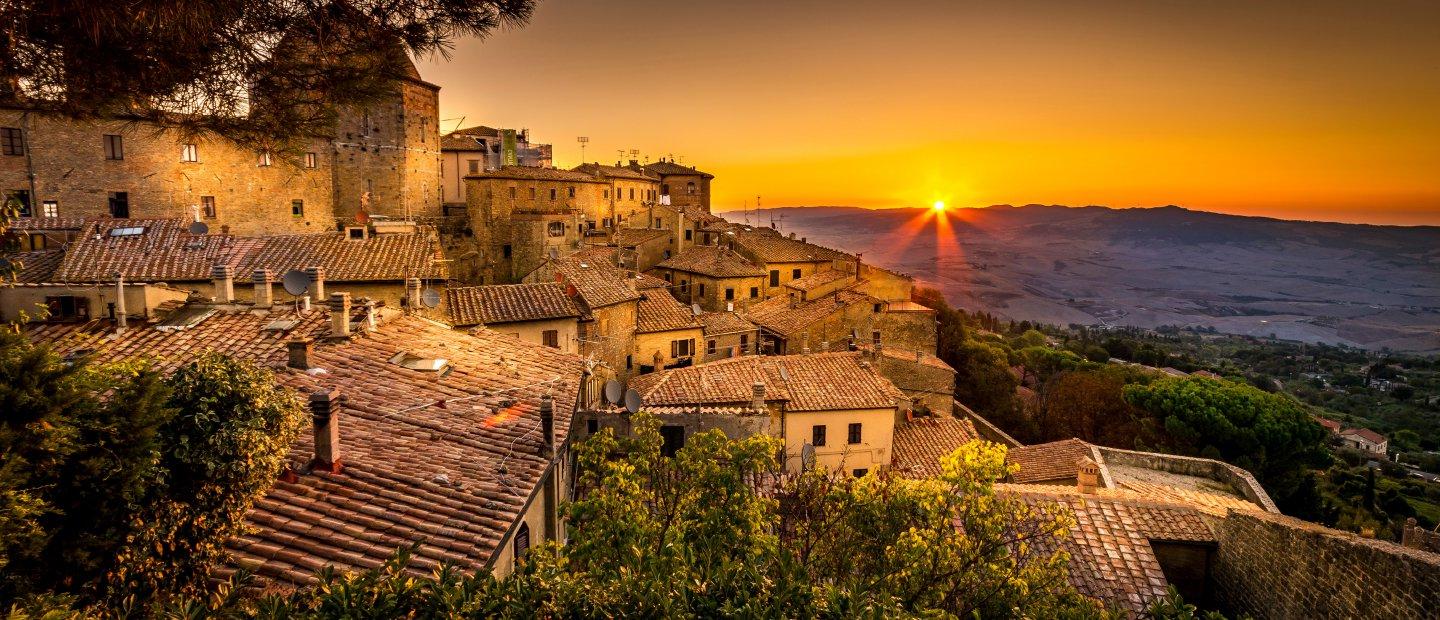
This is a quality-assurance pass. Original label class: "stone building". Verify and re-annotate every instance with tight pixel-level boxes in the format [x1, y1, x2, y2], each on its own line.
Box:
[601, 227, 673, 272]
[525, 249, 644, 382]
[727, 227, 853, 296]
[575, 162, 661, 227]
[697, 311, 759, 364]
[744, 289, 882, 355]
[651, 245, 768, 312]
[329, 62, 441, 221]
[463, 167, 607, 283]
[636, 158, 714, 211]
[633, 291, 704, 374]
[445, 282, 582, 354]
[440, 126, 552, 211]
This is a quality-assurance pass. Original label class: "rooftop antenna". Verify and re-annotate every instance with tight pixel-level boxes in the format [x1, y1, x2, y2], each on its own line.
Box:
[577, 136, 589, 163]
[616, 149, 625, 163]
[628, 148, 640, 163]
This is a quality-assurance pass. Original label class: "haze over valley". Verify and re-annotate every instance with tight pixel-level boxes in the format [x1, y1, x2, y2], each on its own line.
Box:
[736, 205, 1440, 352]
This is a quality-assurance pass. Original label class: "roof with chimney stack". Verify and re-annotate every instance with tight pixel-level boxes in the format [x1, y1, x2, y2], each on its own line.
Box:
[743, 289, 879, 339]
[609, 227, 671, 248]
[628, 351, 906, 413]
[636, 292, 702, 334]
[642, 159, 714, 179]
[1006, 439, 1096, 484]
[445, 282, 582, 326]
[546, 252, 642, 310]
[729, 227, 852, 264]
[655, 245, 766, 278]
[24, 302, 583, 588]
[49, 219, 447, 283]
[572, 162, 659, 182]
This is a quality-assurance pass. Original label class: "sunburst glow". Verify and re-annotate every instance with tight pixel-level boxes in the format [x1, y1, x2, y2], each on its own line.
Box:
[932, 201, 945, 212]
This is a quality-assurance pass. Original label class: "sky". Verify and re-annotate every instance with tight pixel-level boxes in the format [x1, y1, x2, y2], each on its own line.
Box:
[417, 0, 1440, 225]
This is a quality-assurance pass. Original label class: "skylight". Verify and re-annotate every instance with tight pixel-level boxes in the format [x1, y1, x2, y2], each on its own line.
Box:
[109, 226, 146, 237]
[388, 351, 452, 376]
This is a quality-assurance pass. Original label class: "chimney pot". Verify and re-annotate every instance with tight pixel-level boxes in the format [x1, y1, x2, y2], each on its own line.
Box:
[328, 292, 352, 337]
[360, 299, 377, 332]
[751, 381, 766, 412]
[540, 394, 555, 456]
[305, 266, 326, 300]
[405, 278, 422, 310]
[1076, 456, 1100, 494]
[113, 273, 128, 330]
[287, 338, 314, 370]
[252, 269, 274, 307]
[309, 388, 343, 473]
[212, 264, 235, 303]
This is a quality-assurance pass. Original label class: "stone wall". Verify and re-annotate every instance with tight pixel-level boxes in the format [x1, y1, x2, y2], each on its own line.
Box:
[1096, 446, 1277, 512]
[874, 309, 937, 356]
[1207, 510, 1440, 619]
[330, 79, 441, 220]
[875, 352, 955, 414]
[657, 172, 709, 210]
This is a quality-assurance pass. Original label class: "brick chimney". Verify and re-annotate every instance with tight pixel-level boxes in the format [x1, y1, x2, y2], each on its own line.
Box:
[539, 394, 555, 457]
[113, 272, 127, 331]
[305, 266, 326, 300]
[212, 264, 234, 303]
[1077, 457, 1100, 494]
[287, 338, 313, 370]
[309, 388, 343, 473]
[405, 277, 422, 310]
[252, 269, 273, 307]
[329, 292, 351, 337]
[751, 381, 766, 412]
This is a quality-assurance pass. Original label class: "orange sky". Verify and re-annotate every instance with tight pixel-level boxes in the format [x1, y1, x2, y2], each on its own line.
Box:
[417, 0, 1440, 225]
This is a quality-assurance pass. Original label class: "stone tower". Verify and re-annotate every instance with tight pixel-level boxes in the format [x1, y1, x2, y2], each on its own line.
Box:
[330, 59, 441, 223]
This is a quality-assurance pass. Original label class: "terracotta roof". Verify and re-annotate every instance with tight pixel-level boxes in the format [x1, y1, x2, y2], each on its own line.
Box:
[731, 228, 851, 264]
[572, 163, 658, 182]
[1003, 486, 1216, 615]
[744, 290, 877, 339]
[1340, 427, 1387, 444]
[643, 160, 713, 179]
[890, 416, 982, 479]
[883, 300, 934, 313]
[633, 272, 670, 290]
[871, 345, 955, 372]
[610, 228, 671, 247]
[1006, 439, 1095, 484]
[466, 166, 601, 183]
[697, 311, 756, 336]
[549, 253, 641, 310]
[783, 269, 854, 292]
[655, 245, 766, 278]
[51, 219, 447, 283]
[636, 292, 701, 334]
[11, 216, 87, 230]
[3, 249, 65, 283]
[440, 125, 499, 151]
[25, 305, 583, 588]
[629, 351, 905, 413]
[446, 283, 581, 326]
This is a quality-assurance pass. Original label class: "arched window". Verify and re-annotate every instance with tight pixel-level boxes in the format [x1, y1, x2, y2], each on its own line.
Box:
[686, 181, 697, 195]
[514, 522, 531, 561]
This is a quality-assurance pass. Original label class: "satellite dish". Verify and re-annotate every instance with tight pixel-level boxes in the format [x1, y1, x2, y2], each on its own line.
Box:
[420, 288, 441, 309]
[188, 221, 209, 235]
[691, 303, 702, 316]
[281, 269, 309, 296]
[603, 380, 623, 404]
[547, 247, 559, 260]
[779, 366, 790, 382]
[623, 389, 642, 414]
[801, 442, 815, 468]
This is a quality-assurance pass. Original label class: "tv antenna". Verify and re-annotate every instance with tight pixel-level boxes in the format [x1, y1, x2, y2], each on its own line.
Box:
[577, 136, 589, 163]
[628, 148, 640, 163]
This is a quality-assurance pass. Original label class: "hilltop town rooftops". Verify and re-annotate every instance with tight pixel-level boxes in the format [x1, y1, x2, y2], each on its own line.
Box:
[446, 282, 582, 326]
[744, 289, 878, 339]
[890, 416, 982, 479]
[697, 311, 757, 336]
[48, 219, 448, 283]
[730, 227, 852, 264]
[655, 245, 766, 278]
[628, 350, 906, 412]
[642, 159, 714, 179]
[636, 292, 701, 334]
[24, 302, 583, 587]
[547, 253, 642, 310]
[572, 162, 658, 182]
[465, 166, 602, 183]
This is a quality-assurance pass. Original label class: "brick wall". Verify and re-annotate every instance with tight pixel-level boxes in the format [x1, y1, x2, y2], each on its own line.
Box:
[330, 80, 441, 220]
[1207, 510, 1440, 619]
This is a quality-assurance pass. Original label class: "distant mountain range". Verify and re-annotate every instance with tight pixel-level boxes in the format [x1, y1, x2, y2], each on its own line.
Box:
[724, 205, 1440, 352]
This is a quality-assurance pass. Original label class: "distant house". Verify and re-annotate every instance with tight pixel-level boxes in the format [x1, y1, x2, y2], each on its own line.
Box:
[1315, 417, 1343, 435]
[1338, 428, 1388, 456]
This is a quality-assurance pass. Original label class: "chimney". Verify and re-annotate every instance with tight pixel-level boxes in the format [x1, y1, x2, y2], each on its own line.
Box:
[406, 277, 422, 310]
[305, 266, 326, 300]
[361, 299, 377, 332]
[329, 292, 351, 337]
[287, 338, 313, 370]
[252, 269, 273, 307]
[113, 273, 128, 330]
[309, 388, 343, 473]
[539, 394, 555, 456]
[212, 264, 234, 303]
[751, 381, 766, 412]
[1076, 457, 1100, 494]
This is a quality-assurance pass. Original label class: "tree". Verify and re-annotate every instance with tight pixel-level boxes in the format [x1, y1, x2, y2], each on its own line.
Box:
[1041, 369, 1145, 446]
[950, 340, 1023, 433]
[1, 1, 535, 151]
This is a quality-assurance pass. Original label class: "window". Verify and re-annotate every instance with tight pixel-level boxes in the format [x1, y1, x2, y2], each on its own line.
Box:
[509, 187, 517, 198]
[542, 330, 559, 348]
[740, 334, 749, 353]
[181, 143, 198, 162]
[258, 151, 272, 167]
[663, 272, 672, 282]
[687, 181, 697, 195]
[654, 217, 662, 227]
[41, 200, 58, 218]
[684, 229, 692, 241]
[347, 227, 366, 240]
[305, 152, 318, 168]
[44, 296, 90, 321]
[201, 196, 216, 219]
[671, 338, 694, 357]
[291, 199, 304, 218]
[848, 423, 863, 444]
[679, 280, 689, 294]
[529, 187, 537, 199]
[629, 188, 635, 200]
[568, 186, 575, 198]
[853, 468, 868, 478]
[706, 340, 716, 355]
[769, 270, 779, 287]
[7, 190, 31, 216]
[549, 188, 557, 200]
[107, 192, 129, 218]
[586, 418, 599, 434]
[812, 425, 827, 447]
[103, 134, 123, 160]
[109, 226, 145, 237]
[750, 286, 759, 298]
[468, 159, 480, 174]
[725, 288, 734, 300]
[697, 283, 706, 298]
[1, 127, 22, 156]
[603, 189, 610, 199]
[547, 221, 565, 237]
[661, 183, 669, 195]
[792, 268, 802, 280]
[513, 522, 531, 561]
[626, 354, 633, 370]
[502, 244, 513, 258]
[872, 330, 881, 346]
[660, 426, 686, 457]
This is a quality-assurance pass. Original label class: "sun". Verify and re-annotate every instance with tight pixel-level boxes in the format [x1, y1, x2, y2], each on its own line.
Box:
[932, 200, 945, 212]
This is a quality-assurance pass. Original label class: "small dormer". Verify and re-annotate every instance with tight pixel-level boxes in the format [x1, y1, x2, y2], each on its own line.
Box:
[345, 226, 368, 241]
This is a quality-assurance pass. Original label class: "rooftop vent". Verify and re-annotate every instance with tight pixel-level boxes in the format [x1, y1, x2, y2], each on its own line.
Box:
[388, 351, 452, 377]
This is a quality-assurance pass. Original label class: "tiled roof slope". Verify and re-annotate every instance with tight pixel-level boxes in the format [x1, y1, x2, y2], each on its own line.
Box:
[11, 216, 88, 230]
[636, 292, 701, 334]
[1340, 427, 1386, 444]
[744, 289, 877, 339]
[51, 219, 447, 283]
[697, 311, 756, 336]
[548, 253, 641, 310]
[446, 283, 581, 326]
[784, 269, 854, 292]
[629, 351, 905, 413]
[572, 163, 658, 182]
[1005, 438, 1095, 484]
[731, 227, 851, 264]
[25, 306, 583, 587]
[466, 166, 600, 182]
[440, 125, 499, 151]
[655, 245, 765, 277]
[610, 228, 670, 247]
[890, 416, 981, 479]
[3, 249, 65, 283]
[643, 160, 713, 179]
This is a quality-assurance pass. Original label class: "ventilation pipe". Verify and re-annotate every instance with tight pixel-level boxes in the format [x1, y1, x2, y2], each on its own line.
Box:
[540, 394, 555, 457]
[113, 272, 127, 330]
[406, 278, 422, 310]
